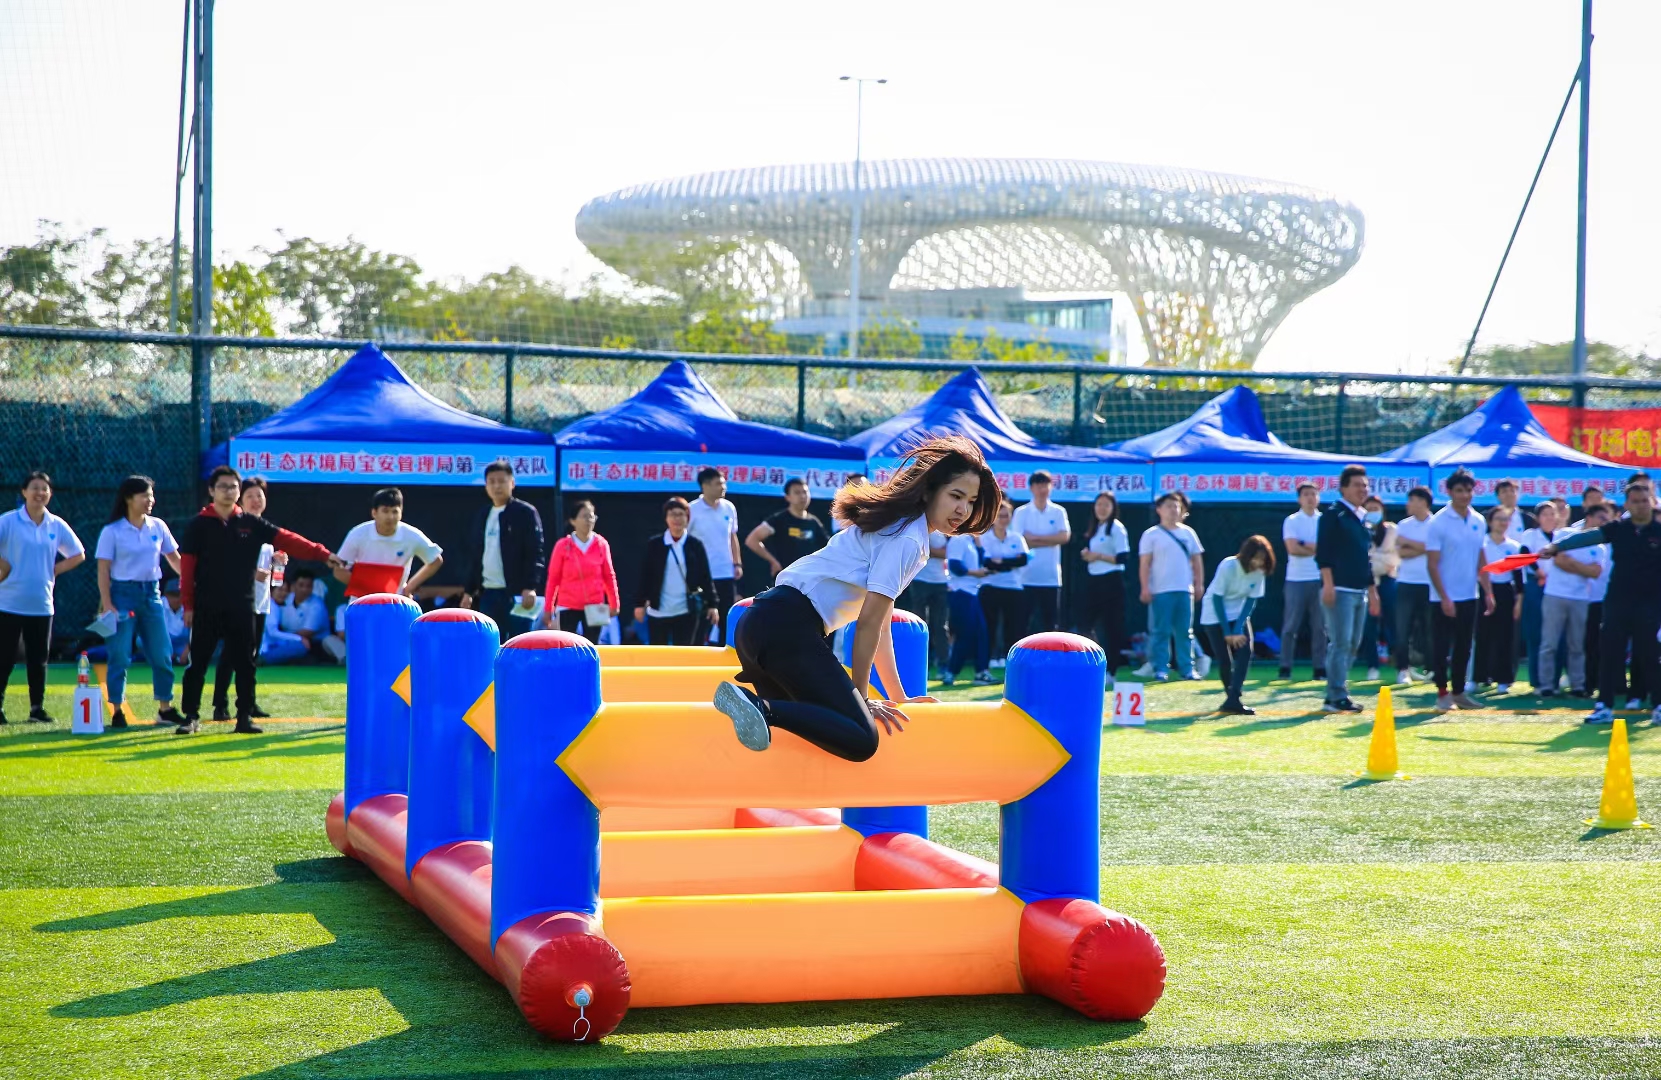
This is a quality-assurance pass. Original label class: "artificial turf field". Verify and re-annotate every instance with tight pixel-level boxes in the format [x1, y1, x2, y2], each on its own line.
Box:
[3, 663, 1660, 1080]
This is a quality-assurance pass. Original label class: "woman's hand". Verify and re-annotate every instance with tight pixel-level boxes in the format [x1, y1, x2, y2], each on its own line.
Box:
[868, 700, 909, 736]
[903, 693, 940, 705]
[706, 607, 720, 624]
[1225, 634, 1246, 649]
[1139, 587, 1152, 604]
[272, 551, 290, 567]
[610, 604, 622, 617]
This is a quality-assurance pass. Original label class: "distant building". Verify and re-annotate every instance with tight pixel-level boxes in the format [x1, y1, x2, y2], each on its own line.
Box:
[576, 158, 1364, 365]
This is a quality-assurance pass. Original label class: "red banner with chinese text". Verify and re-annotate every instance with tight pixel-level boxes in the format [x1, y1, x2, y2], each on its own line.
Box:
[1529, 404, 1661, 467]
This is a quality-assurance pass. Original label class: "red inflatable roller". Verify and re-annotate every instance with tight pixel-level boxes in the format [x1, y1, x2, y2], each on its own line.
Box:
[1018, 898, 1166, 1021]
[410, 841, 496, 975]
[343, 793, 415, 904]
[854, 831, 998, 890]
[494, 912, 632, 1042]
[325, 791, 353, 857]
[734, 807, 841, 828]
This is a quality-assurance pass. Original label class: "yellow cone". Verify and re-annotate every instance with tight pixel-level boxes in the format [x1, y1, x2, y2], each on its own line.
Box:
[1585, 718, 1652, 830]
[1355, 685, 1409, 781]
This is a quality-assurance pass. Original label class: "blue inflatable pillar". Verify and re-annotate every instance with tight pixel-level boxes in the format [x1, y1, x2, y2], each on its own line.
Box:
[999, 632, 1106, 903]
[343, 593, 421, 817]
[406, 608, 500, 876]
[491, 630, 604, 947]
[725, 596, 752, 646]
[841, 609, 931, 838]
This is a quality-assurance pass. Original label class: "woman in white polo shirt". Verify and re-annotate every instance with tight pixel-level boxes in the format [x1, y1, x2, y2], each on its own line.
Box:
[977, 498, 1030, 665]
[714, 437, 998, 761]
[1079, 492, 1130, 672]
[0, 471, 86, 724]
[96, 475, 187, 729]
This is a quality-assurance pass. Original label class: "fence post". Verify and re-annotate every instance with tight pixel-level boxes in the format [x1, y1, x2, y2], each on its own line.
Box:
[1334, 379, 1348, 455]
[190, 339, 212, 478]
[796, 360, 807, 431]
[504, 349, 516, 427]
[1071, 370, 1084, 444]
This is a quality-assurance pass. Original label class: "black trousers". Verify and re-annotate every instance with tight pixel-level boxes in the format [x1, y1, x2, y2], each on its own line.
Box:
[1585, 601, 1603, 698]
[712, 578, 738, 647]
[979, 586, 1026, 662]
[647, 612, 696, 646]
[903, 580, 949, 669]
[1203, 621, 1253, 701]
[1432, 598, 1478, 695]
[732, 585, 879, 762]
[0, 610, 52, 710]
[1081, 572, 1129, 673]
[557, 608, 602, 644]
[1474, 583, 1517, 685]
[213, 612, 265, 708]
[183, 606, 256, 717]
[1598, 600, 1661, 709]
[1394, 582, 1433, 671]
[1025, 584, 1061, 634]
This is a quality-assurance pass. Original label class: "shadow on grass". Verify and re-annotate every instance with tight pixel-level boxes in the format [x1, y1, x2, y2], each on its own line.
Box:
[0, 725, 341, 763]
[40, 859, 1139, 1079]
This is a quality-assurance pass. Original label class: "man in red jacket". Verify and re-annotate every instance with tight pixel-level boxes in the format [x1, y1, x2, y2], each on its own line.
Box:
[176, 466, 340, 734]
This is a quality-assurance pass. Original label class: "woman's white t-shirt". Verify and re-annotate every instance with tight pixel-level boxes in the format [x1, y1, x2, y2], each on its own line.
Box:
[776, 514, 930, 634]
[1199, 556, 1267, 626]
[1481, 537, 1521, 590]
[1139, 523, 1203, 595]
[913, 530, 949, 585]
[1085, 519, 1128, 576]
[944, 534, 984, 596]
[978, 529, 1029, 590]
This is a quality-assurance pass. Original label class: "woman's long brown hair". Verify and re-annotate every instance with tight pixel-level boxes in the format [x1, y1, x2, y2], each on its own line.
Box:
[833, 435, 1000, 536]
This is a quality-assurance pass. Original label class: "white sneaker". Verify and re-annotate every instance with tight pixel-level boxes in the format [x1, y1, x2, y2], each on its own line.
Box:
[1409, 667, 1432, 683]
[1195, 654, 1212, 679]
[1366, 667, 1380, 681]
[989, 658, 1005, 670]
[1394, 670, 1413, 687]
[714, 682, 771, 750]
[1435, 694, 1455, 713]
[1627, 698, 1643, 710]
[1132, 663, 1157, 679]
[1584, 703, 1614, 725]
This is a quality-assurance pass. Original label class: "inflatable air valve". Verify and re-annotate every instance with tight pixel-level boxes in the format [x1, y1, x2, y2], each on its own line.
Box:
[406, 608, 500, 876]
[1001, 632, 1166, 1020]
[490, 630, 631, 1041]
[842, 609, 930, 839]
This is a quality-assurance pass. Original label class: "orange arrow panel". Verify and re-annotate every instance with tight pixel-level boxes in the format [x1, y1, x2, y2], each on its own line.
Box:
[558, 701, 1067, 809]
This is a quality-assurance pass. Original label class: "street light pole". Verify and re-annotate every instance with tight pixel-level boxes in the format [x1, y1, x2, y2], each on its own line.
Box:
[840, 75, 885, 359]
[1572, 0, 1593, 407]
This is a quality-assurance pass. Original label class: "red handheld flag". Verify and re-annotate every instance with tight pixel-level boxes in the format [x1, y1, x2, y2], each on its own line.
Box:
[345, 562, 406, 598]
[1480, 552, 1539, 576]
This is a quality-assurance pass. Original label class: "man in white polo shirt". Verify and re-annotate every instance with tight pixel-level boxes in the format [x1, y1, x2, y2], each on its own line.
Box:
[1279, 483, 1326, 681]
[1425, 469, 1494, 712]
[689, 466, 743, 645]
[1011, 470, 1070, 637]
[1391, 486, 1435, 686]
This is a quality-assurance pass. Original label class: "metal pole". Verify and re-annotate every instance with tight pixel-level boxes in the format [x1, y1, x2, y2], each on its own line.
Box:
[1071, 370, 1084, 444]
[168, 0, 192, 333]
[504, 349, 516, 426]
[1334, 380, 1348, 455]
[847, 80, 863, 360]
[1456, 65, 1581, 375]
[796, 360, 807, 430]
[1572, 0, 1593, 407]
[188, 0, 215, 460]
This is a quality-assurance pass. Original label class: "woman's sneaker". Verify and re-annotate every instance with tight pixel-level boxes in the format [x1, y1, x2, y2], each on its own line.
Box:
[1132, 663, 1156, 679]
[1584, 703, 1614, 725]
[939, 672, 955, 688]
[110, 706, 128, 729]
[1194, 654, 1212, 679]
[1366, 667, 1380, 681]
[156, 706, 185, 727]
[972, 670, 995, 685]
[27, 707, 52, 724]
[714, 682, 771, 751]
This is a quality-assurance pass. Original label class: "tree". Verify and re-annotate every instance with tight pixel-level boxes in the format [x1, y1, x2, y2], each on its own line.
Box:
[261, 234, 425, 338]
[1137, 294, 1248, 371]
[673, 309, 787, 355]
[1454, 341, 1661, 380]
[0, 222, 93, 326]
[87, 236, 178, 331]
[857, 316, 923, 359]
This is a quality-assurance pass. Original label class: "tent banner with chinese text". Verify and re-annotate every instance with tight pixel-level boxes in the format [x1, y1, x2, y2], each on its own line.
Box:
[229, 440, 556, 486]
[559, 451, 863, 498]
[1427, 464, 1631, 506]
[1152, 463, 1428, 504]
[1529, 404, 1661, 469]
[868, 457, 1153, 503]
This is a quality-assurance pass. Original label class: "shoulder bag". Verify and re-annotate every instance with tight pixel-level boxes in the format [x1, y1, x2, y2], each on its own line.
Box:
[667, 540, 706, 626]
[567, 536, 614, 630]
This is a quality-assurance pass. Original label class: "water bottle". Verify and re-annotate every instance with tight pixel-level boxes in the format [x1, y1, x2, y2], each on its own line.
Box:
[77, 652, 90, 687]
[271, 559, 285, 589]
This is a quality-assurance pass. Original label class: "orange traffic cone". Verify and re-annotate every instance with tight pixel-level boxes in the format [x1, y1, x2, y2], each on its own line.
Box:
[1585, 719, 1651, 830]
[1355, 685, 1409, 781]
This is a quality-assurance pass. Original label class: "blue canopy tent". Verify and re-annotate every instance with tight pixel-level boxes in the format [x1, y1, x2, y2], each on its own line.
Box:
[1110, 385, 1429, 503]
[1379, 385, 1628, 505]
[556, 360, 866, 499]
[209, 343, 556, 486]
[845, 368, 1151, 503]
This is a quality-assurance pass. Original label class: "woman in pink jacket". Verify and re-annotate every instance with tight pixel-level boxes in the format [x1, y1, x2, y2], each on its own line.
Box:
[540, 499, 620, 643]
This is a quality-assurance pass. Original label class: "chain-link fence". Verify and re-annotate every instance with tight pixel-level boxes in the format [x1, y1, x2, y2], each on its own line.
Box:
[8, 322, 1661, 648]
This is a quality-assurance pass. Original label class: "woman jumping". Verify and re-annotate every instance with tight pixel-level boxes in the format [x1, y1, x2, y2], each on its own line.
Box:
[715, 436, 999, 761]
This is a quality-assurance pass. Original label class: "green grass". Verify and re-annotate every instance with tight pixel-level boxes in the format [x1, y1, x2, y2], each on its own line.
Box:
[2, 662, 1659, 1079]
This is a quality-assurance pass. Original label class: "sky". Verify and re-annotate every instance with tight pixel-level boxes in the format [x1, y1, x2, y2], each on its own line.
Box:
[2, 0, 1657, 373]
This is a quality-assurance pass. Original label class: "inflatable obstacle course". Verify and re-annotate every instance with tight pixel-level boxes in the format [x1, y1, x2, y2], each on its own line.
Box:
[326, 594, 1166, 1042]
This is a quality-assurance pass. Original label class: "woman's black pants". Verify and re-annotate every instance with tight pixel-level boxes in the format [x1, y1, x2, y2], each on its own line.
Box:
[1203, 622, 1252, 701]
[0, 610, 51, 709]
[558, 609, 603, 644]
[1081, 572, 1128, 672]
[731, 586, 880, 762]
[1474, 583, 1517, 685]
[979, 586, 1026, 661]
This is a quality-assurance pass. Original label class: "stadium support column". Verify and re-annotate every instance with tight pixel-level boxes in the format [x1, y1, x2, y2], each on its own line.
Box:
[1572, 0, 1592, 408]
[189, 0, 215, 466]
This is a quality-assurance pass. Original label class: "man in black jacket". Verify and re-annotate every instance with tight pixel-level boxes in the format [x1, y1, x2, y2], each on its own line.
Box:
[1316, 465, 1381, 713]
[460, 460, 546, 642]
[633, 497, 720, 645]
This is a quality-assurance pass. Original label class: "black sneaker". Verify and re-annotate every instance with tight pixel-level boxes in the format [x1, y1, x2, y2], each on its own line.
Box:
[713, 681, 770, 751]
[1334, 698, 1363, 713]
[110, 706, 128, 729]
[1277, 668, 1292, 681]
[27, 707, 52, 724]
[211, 706, 232, 722]
[1312, 669, 1327, 682]
[156, 706, 185, 727]
[1218, 699, 1255, 716]
[233, 718, 263, 734]
[174, 719, 200, 735]
[248, 704, 271, 719]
